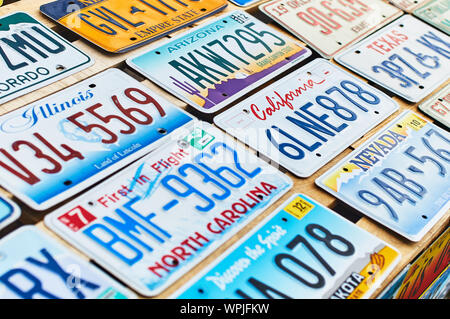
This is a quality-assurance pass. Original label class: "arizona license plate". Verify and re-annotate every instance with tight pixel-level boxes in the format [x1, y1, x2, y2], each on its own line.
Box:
[335, 15, 450, 102]
[45, 122, 293, 296]
[127, 11, 311, 114]
[0, 69, 193, 210]
[260, 0, 402, 59]
[390, 0, 431, 12]
[214, 59, 399, 178]
[0, 196, 20, 231]
[316, 111, 450, 241]
[173, 193, 401, 299]
[414, 0, 450, 35]
[419, 83, 450, 128]
[0, 12, 92, 104]
[40, 0, 228, 53]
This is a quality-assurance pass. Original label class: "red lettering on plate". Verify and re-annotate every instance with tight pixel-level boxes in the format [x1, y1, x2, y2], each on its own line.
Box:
[366, 30, 408, 55]
[58, 206, 97, 232]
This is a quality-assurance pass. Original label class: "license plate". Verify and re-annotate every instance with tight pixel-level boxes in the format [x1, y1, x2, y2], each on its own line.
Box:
[0, 69, 194, 210]
[0, 12, 92, 104]
[40, 0, 228, 53]
[0, 226, 136, 299]
[229, 0, 261, 6]
[419, 83, 450, 128]
[214, 59, 399, 178]
[335, 15, 450, 103]
[260, 0, 402, 59]
[0, 196, 20, 231]
[414, 0, 450, 35]
[316, 111, 450, 241]
[45, 122, 293, 296]
[390, 0, 431, 12]
[126, 10, 311, 114]
[173, 193, 401, 299]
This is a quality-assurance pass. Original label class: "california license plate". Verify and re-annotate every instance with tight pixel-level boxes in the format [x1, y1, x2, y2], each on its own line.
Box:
[45, 122, 293, 296]
[419, 83, 450, 128]
[173, 193, 401, 299]
[316, 111, 450, 241]
[414, 0, 450, 35]
[0, 69, 193, 210]
[127, 11, 311, 114]
[214, 59, 399, 178]
[0, 196, 20, 231]
[0, 12, 92, 104]
[260, 0, 402, 58]
[335, 15, 450, 102]
[40, 0, 228, 53]
[390, 0, 431, 12]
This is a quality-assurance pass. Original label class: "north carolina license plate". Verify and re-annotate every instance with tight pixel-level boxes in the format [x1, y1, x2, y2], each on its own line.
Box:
[214, 59, 399, 178]
[40, 0, 228, 53]
[316, 111, 450, 241]
[0, 69, 193, 210]
[173, 193, 401, 299]
[260, 0, 402, 58]
[0, 12, 92, 104]
[45, 122, 293, 296]
[0, 196, 20, 231]
[390, 0, 431, 12]
[414, 0, 450, 35]
[335, 15, 450, 102]
[127, 10, 311, 114]
[419, 83, 450, 128]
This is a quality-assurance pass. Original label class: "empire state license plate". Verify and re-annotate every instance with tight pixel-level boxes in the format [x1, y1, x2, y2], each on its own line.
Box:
[414, 0, 450, 35]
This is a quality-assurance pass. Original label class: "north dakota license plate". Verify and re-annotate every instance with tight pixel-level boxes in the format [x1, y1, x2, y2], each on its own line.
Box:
[260, 0, 402, 58]
[390, 0, 431, 12]
[173, 194, 401, 299]
[335, 15, 450, 102]
[419, 83, 450, 128]
[0, 12, 92, 104]
[40, 0, 228, 53]
[214, 59, 399, 178]
[414, 0, 450, 35]
[0, 196, 20, 231]
[45, 122, 293, 296]
[0, 69, 193, 210]
[316, 111, 450, 241]
[127, 10, 311, 114]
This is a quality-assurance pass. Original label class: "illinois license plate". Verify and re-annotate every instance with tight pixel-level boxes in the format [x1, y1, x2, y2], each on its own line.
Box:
[419, 83, 450, 128]
[40, 0, 228, 53]
[173, 193, 401, 299]
[45, 122, 293, 296]
[390, 0, 431, 12]
[316, 111, 450, 241]
[0, 226, 136, 299]
[335, 15, 450, 102]
[0, 12, 92, 104]
[126, 10, 311, 114]
[414, 0, 450, 35]
[260, 0, 402, 59]
[214, 59, 399, 178]
[0, 196, 20, 231]
[0, 69, 194, 211]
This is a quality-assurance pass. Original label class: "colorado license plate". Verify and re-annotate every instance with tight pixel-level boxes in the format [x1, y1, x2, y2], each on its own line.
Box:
[0, 69, 193, 211]
[214, 59, 399, 178]
[45, 122, 293, 296]
[335, 15, 450, 102]
[173, 194, 401, 299]
[260, 0, 402, 59]
[414, 0, 450, 35]
[419, 83, 450, 128]
[127, 11, 311, 114]
[316, 111, 450, 241]
[40, 0, 228, 53]
[390, 0, 431, 12]
[0, 196, 20, 231]
[0, 12, 92, 104]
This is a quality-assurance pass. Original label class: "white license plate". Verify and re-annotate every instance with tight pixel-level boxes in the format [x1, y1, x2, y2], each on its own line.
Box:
[0, 69, 194, 210]
[390, 0, 431, 12]
[45, 122, 293, 296]
[335, 15, 450, 102]
[419, 83, 450, 128]
[316, 111, 450, 241]
[214, 59, 399, 178]
[0, 195, 20, 231]
[414, 0, 450, 35]
[260, 0, 402, 58]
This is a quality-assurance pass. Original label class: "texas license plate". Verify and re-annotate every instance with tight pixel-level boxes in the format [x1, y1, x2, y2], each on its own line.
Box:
[260, 0, 402, 58]
[40, 0, 228, 53]
[335, 15, 450, 102]
[45, 122, 293, 296]
[0, 196, 20, 231]
[419, 83, 450, 128]
[414, 0, 450, 35]
[0, 69, 193, 210]
[214, 59, 399, 178]
[127, 10, 311, 114]
[173, 193, 401, 299]
[390, 0, 431, 12]
[0, 12, 92, 104]
[316, 111, 450, 241]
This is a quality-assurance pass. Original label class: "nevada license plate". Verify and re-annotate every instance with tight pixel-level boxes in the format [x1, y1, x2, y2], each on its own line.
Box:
[173, 194, 401, 299]
[214, 59, 399, 178]
[40, 0, 228, 53]
[0, 226, 136, 299]
[0, 69, 194, 211]
[45, 122, 293, 296]
[127, 10, 311, 114]
[390, 0, 431, 12]
[414, 0, 450, 35]
[419, 83, 450, 128]
[0, 12, 92, 104]
[316, 111, 450, 241]
[335, 15, 450, 102]
[0, 196, 20, 231]
[260, 0, 402, 59]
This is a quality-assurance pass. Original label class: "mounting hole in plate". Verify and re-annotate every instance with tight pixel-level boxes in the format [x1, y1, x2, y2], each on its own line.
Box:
[257, 195, 263, 200]
[399, 24, 404, 27]
[200, 8, 206, 12]
[130, 37, 137, 41]
[343, 167, 349, 172]
[158, 128, 168, 135]
[355, 50, 361, 54]
[316, 153, 322, 157]
[282, 218, 288, 222]
[89, 83, 96, 88]
[419, 85, 425, 89]
[307, 72, 312, 76]
[222, 93, 228, 97]
[223, 20, 228, 23]
[155, 51, 161, 55]
[198, 289, 205, 294]
[374, 110, 379, 114]
[397, 124, 403, 128]
[56, 64, 66, 71]
[63, 180, 72, 186]
[337, 42, 342, 45]
[422, 215, 428, 219]
[243, 109, 250, 114]
[88, 201, 94, 206]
